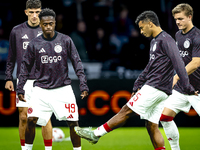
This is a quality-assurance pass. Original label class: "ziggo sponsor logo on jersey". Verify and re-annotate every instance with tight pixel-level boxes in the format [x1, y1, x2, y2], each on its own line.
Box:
[41, 55, 62, 63]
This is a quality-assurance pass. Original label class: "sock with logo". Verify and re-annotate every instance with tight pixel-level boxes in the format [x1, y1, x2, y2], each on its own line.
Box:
[44, 139, 52, 150]
[94, 123, 113, 137]
[160, 120, 180, 150]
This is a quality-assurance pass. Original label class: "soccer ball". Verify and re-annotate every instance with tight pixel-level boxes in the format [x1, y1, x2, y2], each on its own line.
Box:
[52, 128, 65, 142]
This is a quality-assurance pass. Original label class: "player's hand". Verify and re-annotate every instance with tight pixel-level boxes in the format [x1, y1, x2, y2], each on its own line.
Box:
[5, 81, 14, 91]
[131, 88, 140, 98]
[18, 94, 26, 102]
[194, 91, 199, 96]
[131, 92, 135, 98]
[81, 91, 88, 99]
[172, 75, 179, 88]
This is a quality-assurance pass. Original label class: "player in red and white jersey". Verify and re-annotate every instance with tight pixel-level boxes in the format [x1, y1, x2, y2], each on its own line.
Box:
[5, 1, 52, 150]
[17, 8, 89, 150]
[160, 3, 200, 150]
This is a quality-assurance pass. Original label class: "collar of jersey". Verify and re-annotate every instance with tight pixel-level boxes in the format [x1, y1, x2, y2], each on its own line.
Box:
[181, 26, 195, 35]
[26, 21, 40, 29]
[154, 30, 164, 39]
[42, 31, 58, 41]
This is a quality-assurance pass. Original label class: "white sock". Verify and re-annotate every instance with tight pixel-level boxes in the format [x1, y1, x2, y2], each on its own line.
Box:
[73, 146, 81, 150]
[161, 121, 180, 150]
[21, 146, 26, 150]
[93, 125, 107, 137]
[45, 146, 52, 150]
[25, 144, 33, 150]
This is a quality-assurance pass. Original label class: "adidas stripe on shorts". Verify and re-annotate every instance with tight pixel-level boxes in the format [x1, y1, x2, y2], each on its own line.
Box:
[27, 85, 79, 126]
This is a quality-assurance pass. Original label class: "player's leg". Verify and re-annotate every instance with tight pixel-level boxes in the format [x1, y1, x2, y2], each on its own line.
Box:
[160, 90, 191, 150]
[18, 107, 28, 149]
[67, 121, 81, 150]
[42, 119, 52, 150]
[160, 108, 180, 150]
[146, 120, 165, 150]
[75, 104, 134, 144]
[25, 117, 39, 150]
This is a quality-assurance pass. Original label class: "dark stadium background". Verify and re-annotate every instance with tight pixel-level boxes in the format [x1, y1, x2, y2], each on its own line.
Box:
[0, 0, 200, 127]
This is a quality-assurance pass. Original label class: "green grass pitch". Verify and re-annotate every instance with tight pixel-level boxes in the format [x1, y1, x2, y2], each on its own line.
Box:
[0, 127, 199, 150]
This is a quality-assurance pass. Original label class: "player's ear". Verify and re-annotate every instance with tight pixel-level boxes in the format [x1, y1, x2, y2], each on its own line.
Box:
[24, 9, 28, 16]
[148, 22, 153, 28]
[188, 15, 192, 21]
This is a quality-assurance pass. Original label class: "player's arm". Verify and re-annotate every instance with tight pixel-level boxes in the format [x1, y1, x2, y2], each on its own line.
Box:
[67, 37, 89, 98]
[164, 39, 195, 95]
[5, 29, 17, 91]
[173, 57, 200, 86]
[132, 63, 149, 96]
[16, 43, 35, 101]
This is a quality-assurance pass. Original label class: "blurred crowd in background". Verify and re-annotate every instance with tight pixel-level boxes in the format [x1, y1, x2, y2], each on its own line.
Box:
[0, 0, 199, 79]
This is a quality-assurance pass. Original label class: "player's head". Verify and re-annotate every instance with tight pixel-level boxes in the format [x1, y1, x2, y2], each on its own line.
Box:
[135, 11, 160, 37]
[39, 8, 56, 38]
[172, 3, 193, 31]
[25, 0, 42, 26]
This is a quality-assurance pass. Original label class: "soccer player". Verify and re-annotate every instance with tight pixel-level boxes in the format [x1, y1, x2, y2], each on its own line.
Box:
[160, 3, 200, 150]
[17, 8, 89, 150]
[74, 11, 196, 150]
[5, 0, 52, 150]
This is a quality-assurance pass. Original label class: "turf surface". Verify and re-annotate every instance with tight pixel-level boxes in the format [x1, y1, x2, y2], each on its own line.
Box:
[0, 127, 199, 150]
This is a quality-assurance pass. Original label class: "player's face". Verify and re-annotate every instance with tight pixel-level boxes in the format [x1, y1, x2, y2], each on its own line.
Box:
[40, 16, 56, 38]
[174, 12, 192, 31]
[138, 21, 152, 37]
[25, 8, 41, 26]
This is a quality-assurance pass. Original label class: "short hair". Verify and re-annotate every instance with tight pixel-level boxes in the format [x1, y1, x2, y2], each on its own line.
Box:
[172, 3, 193, 19]
[26, 0, 41, 9]
[39, 8, 56, 20]
[135, 11, 160, 27]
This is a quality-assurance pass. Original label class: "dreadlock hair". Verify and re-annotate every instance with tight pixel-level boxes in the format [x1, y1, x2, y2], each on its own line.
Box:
[26, 0, 41, 9]
[39, 8, 56, 20]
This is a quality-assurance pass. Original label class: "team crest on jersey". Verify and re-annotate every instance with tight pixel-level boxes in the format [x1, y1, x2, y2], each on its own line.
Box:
[184, 38, 190, 49]
[54, 43, 62, 53]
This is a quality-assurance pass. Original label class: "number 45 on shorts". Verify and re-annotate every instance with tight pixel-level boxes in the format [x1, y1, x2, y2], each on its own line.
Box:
[129, 93, 141, 106]
[65, 103, 76, 113]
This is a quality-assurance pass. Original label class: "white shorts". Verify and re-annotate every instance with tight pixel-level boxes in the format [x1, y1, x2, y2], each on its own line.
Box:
[127, 85, 168, 124]
[164, 90, 200, 115]
[28, 85, 79, 126]
[16, 79, 35, 107]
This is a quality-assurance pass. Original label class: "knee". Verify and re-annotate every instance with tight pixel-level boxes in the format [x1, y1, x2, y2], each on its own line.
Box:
[27, 117, 38, 127]
[19, 111, 27, 125]
[119, 105, 134, 119]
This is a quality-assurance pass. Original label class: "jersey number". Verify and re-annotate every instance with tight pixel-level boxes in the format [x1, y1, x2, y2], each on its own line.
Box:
[65, 103, 75, 113]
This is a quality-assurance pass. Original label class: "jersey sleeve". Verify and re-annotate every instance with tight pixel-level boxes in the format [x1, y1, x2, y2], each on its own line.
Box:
[16, 43, 35, 95]
[67, 37, 89, 92]
[5, 28, 17, 81]
[132, 63, 149, 92]
[162, 38, 195, 95]
[192, 36, 200, 57]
